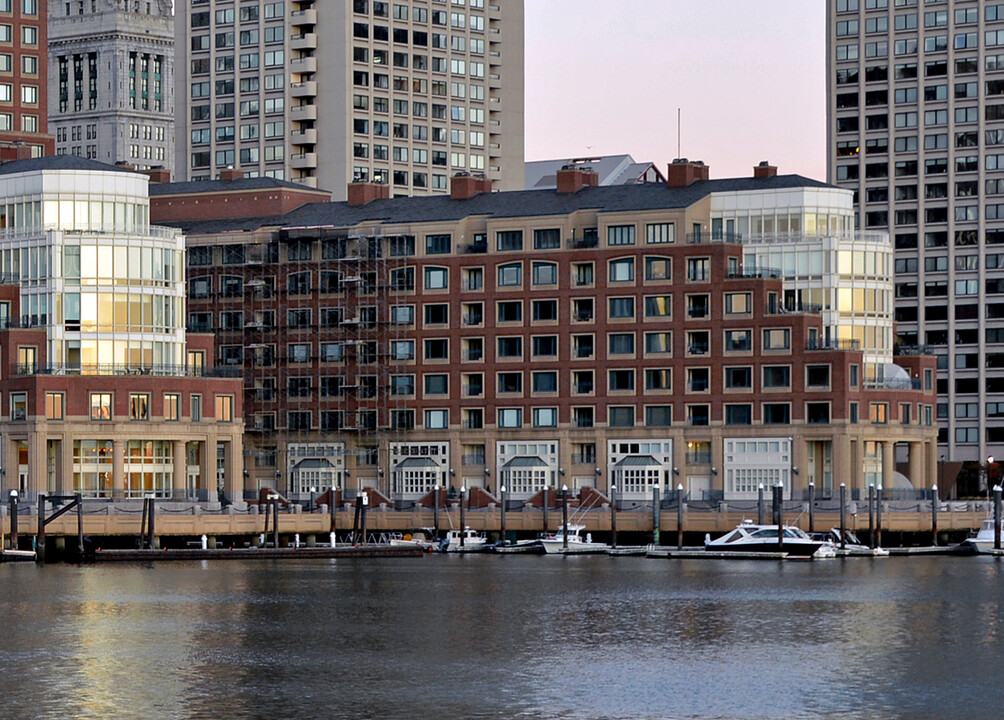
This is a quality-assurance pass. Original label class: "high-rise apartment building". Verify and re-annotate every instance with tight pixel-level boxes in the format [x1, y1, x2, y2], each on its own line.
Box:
[0, 0, 54, 160]
[174, 0, 525, 198]
[47, 0, 175, 171]
[826, 0, 1004, 462]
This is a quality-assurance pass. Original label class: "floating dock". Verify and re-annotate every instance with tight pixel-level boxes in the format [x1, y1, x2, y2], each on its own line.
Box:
[0, 549, 36, 562]
[91, 545, 425, 562]
[647, 548, 790, 560]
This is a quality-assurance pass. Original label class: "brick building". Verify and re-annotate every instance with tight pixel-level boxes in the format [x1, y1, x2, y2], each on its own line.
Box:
[0, 0, 54, 159]
[0, 156, 243, 503]
[159, 162, 938, 504]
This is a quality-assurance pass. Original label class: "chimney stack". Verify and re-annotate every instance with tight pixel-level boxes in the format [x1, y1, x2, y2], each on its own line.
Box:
[556, 165, 599, 194]
[667, 159, 709, 188]
[143, 166, 171, 183]
[754, 161, 778, 179]
[451, 172, 493, 200]
[347, 181, 391, 206]
[219, 166, 244, 181]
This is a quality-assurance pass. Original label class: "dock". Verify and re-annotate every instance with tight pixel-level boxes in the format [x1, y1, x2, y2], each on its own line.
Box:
[92, 545, 426, 562]
[647, 547, 790, 560]
[0, 549, 36, 562]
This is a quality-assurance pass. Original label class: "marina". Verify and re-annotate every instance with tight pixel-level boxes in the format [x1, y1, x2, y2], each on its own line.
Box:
[4, 554, 1004, 720]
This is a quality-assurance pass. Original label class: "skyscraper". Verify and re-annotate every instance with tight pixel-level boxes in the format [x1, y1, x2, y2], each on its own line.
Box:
[174, 0, 525, 198]
[826, 0, 1004, 462]
[47, 0, 175, 171]
[0, 0, 54, 160]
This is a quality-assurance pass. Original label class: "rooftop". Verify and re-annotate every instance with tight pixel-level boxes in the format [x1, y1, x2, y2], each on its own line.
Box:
[164, 173, 837, 236]
[0, 156, 140, 177]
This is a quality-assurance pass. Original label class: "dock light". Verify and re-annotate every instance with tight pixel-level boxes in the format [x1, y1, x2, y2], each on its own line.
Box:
[8, 489, 17, 499]
[677, 483, 683, 492]
[562, 484, 568, 492]
[500, 485, 506, 494]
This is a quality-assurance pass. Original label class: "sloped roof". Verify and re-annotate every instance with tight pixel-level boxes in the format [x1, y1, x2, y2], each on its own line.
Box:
[501, 456, 548, 469]
[149, 176, 329, 196]
[0, 156, 140, 176]
[525, 154, 665, 190]
[613, 455, 661, 467]
[395, 457, 441, 469]
[163, 174, 836, 236]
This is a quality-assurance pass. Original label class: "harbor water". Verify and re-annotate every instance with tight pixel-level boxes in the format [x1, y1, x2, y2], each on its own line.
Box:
[2, 554, 1003, 720]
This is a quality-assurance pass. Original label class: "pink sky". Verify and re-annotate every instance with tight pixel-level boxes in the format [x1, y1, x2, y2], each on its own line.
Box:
[524, 0, 827, 181]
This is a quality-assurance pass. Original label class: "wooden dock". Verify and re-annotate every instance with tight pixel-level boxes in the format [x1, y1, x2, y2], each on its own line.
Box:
[647, 547, 790, 560]
[91, 545, 426, 562]
[0, 549, 36, 562]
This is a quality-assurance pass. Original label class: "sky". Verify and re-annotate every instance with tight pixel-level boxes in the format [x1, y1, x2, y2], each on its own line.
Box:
[524, 0, 827, 181]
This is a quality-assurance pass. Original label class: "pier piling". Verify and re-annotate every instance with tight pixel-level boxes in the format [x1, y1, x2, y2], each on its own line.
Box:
[652, 487, 660, 546]
[995, 485, 1002, 551]
[610, 484, 617, 549]
[876, 484, 883, 549]
[931, 484, 938, 547]
[757, 484, 764, 525]
[808, 482, 815, 534]
[561, 485, 568, 550]
[676, 483, 684, 551]
[839, 483, 847, 551]
[868, 484, 876, 549]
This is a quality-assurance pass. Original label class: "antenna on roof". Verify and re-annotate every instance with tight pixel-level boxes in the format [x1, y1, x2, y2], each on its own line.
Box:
[677, 108, 681, 160]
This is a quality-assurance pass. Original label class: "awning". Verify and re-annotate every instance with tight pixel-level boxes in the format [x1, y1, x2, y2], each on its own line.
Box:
[613, 455, 660, 468]
[293, 458, 334, 470]
[394, 458, 441, 470]
[501, 456, 548, 469]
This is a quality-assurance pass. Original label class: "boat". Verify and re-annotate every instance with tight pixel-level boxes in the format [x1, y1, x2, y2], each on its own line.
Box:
[823, 528, 889, 556]
[389, 529, 438, 551]
[960, 517, 1002, 554]
[538, 524, 609, 555]
[704, 520, 823, 557]
[492, 536, 545, 554]
[439, 527, 489, 552]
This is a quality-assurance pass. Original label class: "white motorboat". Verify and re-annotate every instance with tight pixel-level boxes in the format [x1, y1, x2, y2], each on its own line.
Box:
[824, 528, 889, 556]
[960, 517, 1002, 554]
[389, 529, 437, 551]
[704, 520, 823, 556]
[539, 524, 608, 555]
[492, 536, 545, 554]
[440, 527, 489, 552]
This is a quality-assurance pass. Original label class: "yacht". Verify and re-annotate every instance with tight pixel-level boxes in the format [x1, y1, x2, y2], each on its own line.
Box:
[539, 525, 609, 555]
[704, 520, 823, 557]
[440, 527, 489, 552]
[960, 517, 1002, 554]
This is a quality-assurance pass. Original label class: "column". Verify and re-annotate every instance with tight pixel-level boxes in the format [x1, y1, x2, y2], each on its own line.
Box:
[224, 437, 243, 500]
[834, 434, 852, 491]
[172, 440, 186, 499]
[881, 441, 895, 490]
[908, 441, 922, 490]
[927, 440, 938, 489]
[850, 438, 861, 491]
[112, 439, 124, 500]
[199, 435, 215, 501]
[61, 435, 74, 495]
[30, 432, 46, 497]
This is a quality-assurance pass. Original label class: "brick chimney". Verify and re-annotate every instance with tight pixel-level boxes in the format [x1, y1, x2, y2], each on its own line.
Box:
[556, 165, 599, 194]
[754, 161, 778, 179]
[219, 166, 244, 181]
[451, 172, 493, 200]
[143, 166, 171, 183]
[667, 158, 709, 188]
[347, 181, 391, 206]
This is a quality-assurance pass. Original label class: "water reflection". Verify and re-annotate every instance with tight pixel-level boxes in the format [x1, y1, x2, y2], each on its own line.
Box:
[2, 556, 1004, 719]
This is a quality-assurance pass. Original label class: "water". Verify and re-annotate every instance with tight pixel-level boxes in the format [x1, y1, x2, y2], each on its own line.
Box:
[2, 555, 1003, 720]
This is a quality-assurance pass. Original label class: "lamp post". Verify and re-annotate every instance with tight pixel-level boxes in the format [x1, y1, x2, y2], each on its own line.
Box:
[459, 486, 466, 547]
[610, 484, 617, 549]
[499, 485, 507, 546]
[561, 484, 569, 550]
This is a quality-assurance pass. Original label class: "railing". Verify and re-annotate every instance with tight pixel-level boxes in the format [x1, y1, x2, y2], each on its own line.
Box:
[864, 378, 923, 390]
[460, 243, 488, 254]
[573, 311, 594, 322]
[766, 302, 823, 315]
[567, 237, 598, 249]
[574, 383, 593, 394]
[573, 417, 594, 428]
[573, 346, 594, 358]
[727, 267, 782, 279]
[462, 314, 483, 326]
[571, 453, 596, 465]
[687, 307, 709, 318]
[462, 420, 484, 429]
[463, 349, 483, 361]
[686, 231, 740, 244]
[463, 279, 484, 291]
[806, 339, 862, 351]
[895, 344, 931, 356]
[685, 452, 712, 464]
[463, 385, 483, 396]
[688, 345, 709, 355]
[12, 363, 240, 378]
[462, 454, 486, 466]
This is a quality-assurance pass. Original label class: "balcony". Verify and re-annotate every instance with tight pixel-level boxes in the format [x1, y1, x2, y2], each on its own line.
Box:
[291, 152, 318, 170]
[463, 384, 483, 397]
[462, 314, 483, 326]
[573, 310, 594, 322]
[686, 452, 712, 464]
[573, 416, 594, 428]
[460, 242, 487, 254]
[463, 349, 484, 361]
[12, 363, 239, 378]
[291, 104, 318, 121]
[574, 382, 594, 394]
[567, 237, 598, 249]
[687, 344, 709, 355]
[462, 454, 487, 466]
[290, 81, 318, 99]
[290, 128, 317, 146]
[291, 33, 317, 51]
[290, 56, 317, 74]
[807, 339, 861, 351]
[573, 345, 594, 359]
[290, 8, 317, 26]
[571, 453, 596, 465]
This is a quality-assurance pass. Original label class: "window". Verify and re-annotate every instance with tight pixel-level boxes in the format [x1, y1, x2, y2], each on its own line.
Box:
[763, 366, 791, 388]
[532, 371, 558, 393]
[532, 262, 557, 286]
[10, 392, 26, 421]
[645, 369, 671, 391]
[90, 393, 112, 421]
[216, 395, 234, 422]
[762, 404, 790, 425]
[763, 329, 791, 350]
[608, 333, 635, 355]
[497, 262, 522, 287]
[687, 257, 709, 282]
[608, 297, 635, 319]
[608, 406, 635, 427]
[609, 369, 635, 392]
[424, 267, 448, 290]
[870, 402, 889, 424]
[45, 392, 64, 421]
[496, 230, 523, 251]
[533, 408, 557, 428]
[725, 404, 752, 425]
[498, 408, 522, 428]
[646, 223, 674, 244]
[645, 296, 672, 318]
[608, 225, 635, 246]
[425, 409, 449, 429]
[645, 257, 671, 281]
[725, 367, 752, 389]
[424, 339, 449, 360]
[425, 234, 451, 254]
[533, 228, 560, 249]
[609, 258, 634, 282]
[725, 292, 751, 314]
